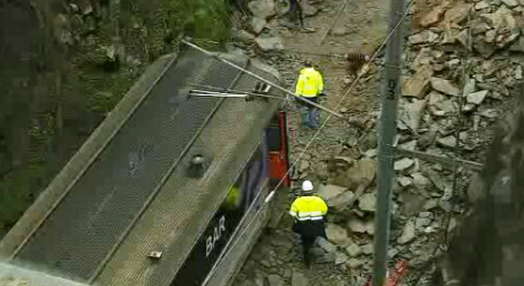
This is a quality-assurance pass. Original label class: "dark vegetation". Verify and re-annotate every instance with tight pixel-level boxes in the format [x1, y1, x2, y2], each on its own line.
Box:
[0, 0, 241, 237]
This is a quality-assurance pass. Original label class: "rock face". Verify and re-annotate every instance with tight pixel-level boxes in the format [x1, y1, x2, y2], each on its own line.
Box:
[346, 242, 362, 257]
[318, 237, 337, 253]
[332, 159, 377, 190]
[467, 90, 488, 105]
[400, 99, 427, 131]
[430, 77, 460, 96]
[248, 0, 276, 19]
[326, 223, 350, 245]
[419, 4, 446, 27]
[234, 29, 256, 43]
[394, 158, 415, 171]
[440, 1, 472, 27]
[403, 66, 433, 98]
[346, 258, 363, 268]
[317, 184, 355, 211]
[251, 17, 267, 34]
[397, 220, 416, 244]
[437, 136, 457, 148]
[409, 30, 439, 44]
[233, 0, 524, 284]
[255, 37, 284, 51]
[347, 218, 367, 233]
[358, 193, 377, 212]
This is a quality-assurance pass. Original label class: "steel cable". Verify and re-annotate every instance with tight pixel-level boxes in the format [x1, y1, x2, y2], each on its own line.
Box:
[202, 1, 415, 283]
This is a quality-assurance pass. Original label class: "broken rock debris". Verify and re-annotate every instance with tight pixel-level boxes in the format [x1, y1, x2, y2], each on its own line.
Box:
[234, 0, 523, 284]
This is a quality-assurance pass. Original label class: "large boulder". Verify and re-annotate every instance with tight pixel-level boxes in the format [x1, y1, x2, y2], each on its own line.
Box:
[430, 77, 460, 96]
[484, 6, 517, 30]
[394, 158, 415, 171]
[318, 184, 355, 211]
[467, 90, 489, 105]
[358, 193, 377, 212]
[248, 0, 276, 20]
[397, 220, 416, 244]
[255, 36, 284, 51]
[233, 29, 256, 43]
[317, 237, 337, 253]
[346, 242, 362, 257]
[332, 158, 377, 190]
[347, 218, 366, 233]
[440, 1, 472, 28]
[251, 17, 267, 34]
[399, 99, 427, 131]
[403, 66, 433, 98]
[428, 91, 454, 116]
[326, 223, 350, 246]
[419, 4, 446, 27]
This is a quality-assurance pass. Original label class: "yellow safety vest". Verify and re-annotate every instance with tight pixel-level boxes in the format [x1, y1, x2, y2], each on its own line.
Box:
[295, 68, 324, 98]
[224, 185, 240, 210]
[289, 196, 328, 221]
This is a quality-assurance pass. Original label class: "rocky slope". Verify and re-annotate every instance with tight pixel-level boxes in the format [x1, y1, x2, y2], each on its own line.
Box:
[232, 0, 524, 285]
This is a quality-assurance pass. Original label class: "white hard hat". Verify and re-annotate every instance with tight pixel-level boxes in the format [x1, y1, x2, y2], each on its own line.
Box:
[302, 180, 314, 191]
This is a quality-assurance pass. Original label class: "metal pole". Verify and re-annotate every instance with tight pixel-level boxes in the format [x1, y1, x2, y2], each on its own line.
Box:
[189, 88, 290, 100]
[396, 147, 483, 171]
[181, 40, 344, 118]
[373, 0, 405, 284]
[445, 8, 472, 244]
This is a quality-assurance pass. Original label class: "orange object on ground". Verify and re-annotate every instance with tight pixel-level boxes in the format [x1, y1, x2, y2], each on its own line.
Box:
[363, 260, 409, 286]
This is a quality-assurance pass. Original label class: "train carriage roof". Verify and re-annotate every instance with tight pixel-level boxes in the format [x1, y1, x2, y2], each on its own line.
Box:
[0, 48, 282, 285]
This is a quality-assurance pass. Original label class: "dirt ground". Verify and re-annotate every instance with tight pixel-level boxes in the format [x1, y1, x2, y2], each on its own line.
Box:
[275, 0, 387, 169]
[233, 0, 387, 285]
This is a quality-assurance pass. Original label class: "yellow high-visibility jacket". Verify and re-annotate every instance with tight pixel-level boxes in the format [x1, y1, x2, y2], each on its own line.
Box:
[289, 195, 328, 221]
[225, 185, 241, 210]
[295, 68, 324, 98]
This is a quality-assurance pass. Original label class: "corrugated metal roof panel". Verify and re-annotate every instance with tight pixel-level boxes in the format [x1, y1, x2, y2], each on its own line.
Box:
[1, 48, 283, 286]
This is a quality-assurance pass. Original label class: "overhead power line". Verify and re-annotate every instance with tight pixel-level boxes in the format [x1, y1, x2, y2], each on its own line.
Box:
[194, 0, 416, 282]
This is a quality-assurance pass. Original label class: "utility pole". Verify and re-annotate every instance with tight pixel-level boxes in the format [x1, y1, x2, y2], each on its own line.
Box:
[373, 0, 406, 284]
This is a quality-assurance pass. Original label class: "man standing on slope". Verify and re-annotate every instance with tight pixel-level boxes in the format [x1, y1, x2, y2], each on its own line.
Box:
[295, 60, 325, 129]
[289, 180, 328, 267]
[289, 0, 304, 28]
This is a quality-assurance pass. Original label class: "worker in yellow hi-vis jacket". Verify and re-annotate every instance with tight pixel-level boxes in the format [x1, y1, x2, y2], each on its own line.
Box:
[289, 180, 328, 267]
[295, 60, 325, 129]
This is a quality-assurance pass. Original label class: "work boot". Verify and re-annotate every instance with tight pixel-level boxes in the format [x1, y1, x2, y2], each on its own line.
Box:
[303, 249, 312, 268]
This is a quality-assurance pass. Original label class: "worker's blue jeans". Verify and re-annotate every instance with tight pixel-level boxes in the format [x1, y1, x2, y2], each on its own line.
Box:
[297, 97, 319, 129]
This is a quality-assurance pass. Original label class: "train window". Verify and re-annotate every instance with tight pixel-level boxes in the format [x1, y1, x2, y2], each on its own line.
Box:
[240, 147, 264, 210]
[266, 126, 281, 152]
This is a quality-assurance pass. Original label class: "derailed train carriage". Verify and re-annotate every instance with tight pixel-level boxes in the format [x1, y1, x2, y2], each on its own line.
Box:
[0, 48, 291, 286]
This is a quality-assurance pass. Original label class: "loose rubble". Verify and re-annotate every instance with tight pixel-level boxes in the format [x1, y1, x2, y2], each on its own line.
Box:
[233, 0, 524, 284]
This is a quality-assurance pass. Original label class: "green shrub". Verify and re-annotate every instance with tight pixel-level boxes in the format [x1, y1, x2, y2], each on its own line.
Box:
[163, 0, 231, 48]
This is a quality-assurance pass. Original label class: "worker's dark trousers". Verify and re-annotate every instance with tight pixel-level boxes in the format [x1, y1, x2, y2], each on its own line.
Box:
[297, 97, 319, 128]
[289, 0, 304, 27]
[301, 235, 316, 266]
